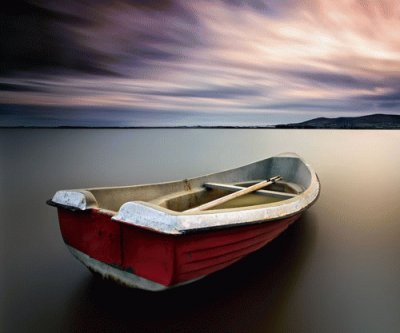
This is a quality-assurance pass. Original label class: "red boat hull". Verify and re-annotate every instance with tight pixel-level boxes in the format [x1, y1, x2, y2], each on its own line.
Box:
[58, 208, 300, 288]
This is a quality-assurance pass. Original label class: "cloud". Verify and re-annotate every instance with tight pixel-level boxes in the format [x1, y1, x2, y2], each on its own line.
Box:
[286, 70, 379, 90]
[359, 90, 400, 102]
[0, 82, 45, 92]
[146, 86, 262, 99]
[1, 0, 400, 126]
[354, 88, 400, 109]
[0, 0, 202, 76]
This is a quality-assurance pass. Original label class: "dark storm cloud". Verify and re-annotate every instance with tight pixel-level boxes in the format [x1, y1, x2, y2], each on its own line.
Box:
[0, 1, 100, 74]
[0, 0, 198, 76]
[0, 83, 44, 92]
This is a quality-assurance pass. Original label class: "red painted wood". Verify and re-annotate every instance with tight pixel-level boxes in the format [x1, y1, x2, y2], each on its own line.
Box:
[57, 207, 300, 287]
[58, 209, 122, 266]
[173, 215, 299, 283]
[177, 257, 244, 282]
[121, 226, 175, 286]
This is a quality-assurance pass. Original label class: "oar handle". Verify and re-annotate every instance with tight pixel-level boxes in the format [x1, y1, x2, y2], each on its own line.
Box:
[184, 176, 281, 213]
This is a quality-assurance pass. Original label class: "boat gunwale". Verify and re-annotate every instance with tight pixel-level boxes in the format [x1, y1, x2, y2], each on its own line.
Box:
[49, 153, 320, 234]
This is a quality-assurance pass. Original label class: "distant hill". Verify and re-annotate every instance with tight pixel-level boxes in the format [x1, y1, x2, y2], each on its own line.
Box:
[276, 114, 400, 129]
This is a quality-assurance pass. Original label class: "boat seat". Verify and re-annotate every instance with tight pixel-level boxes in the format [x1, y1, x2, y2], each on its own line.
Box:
[147, 178, 302, 213]
[233, 179, 304, 194]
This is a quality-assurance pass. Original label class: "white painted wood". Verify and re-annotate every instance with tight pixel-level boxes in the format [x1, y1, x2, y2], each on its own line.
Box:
[52, 153, 321, 234]
[112, 154, 321, 233]
[52, 190, 98, 210]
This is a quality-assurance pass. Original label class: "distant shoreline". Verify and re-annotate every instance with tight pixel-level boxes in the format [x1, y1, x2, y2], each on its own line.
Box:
[275, 113, 400, 129]
[1, 126, 400, 130]
[2, 113, 400, 129]
[0, 125, 275, 129]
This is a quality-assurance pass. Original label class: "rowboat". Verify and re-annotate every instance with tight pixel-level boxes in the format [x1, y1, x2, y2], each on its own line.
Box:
[48, 153, 320, 291]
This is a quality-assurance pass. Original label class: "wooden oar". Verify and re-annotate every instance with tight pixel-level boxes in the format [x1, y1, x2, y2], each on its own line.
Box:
[203, 183, 296, 199]
[184, 176, 281, 213]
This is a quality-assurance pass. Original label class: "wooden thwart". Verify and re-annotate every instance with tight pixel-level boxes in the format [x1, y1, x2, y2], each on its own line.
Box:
[203, 183, 296, 199]
[184, 176, 282, 213]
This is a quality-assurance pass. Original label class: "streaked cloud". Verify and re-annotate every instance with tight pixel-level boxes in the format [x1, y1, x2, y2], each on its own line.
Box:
[1, 0, 400, 126]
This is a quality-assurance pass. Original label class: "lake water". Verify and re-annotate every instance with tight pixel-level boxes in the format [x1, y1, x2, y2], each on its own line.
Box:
[1, 129, 400, 332]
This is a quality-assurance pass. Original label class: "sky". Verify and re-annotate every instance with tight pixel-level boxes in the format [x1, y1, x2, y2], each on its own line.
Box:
[1, 0, 400, 127]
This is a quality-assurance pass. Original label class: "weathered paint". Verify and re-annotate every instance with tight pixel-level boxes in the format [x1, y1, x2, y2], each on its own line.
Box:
[173, 214, 299, 282]
[66, 245, 203, 291]
[120, 224, 176, 285]
[51, 153, 320, 234]
[49, 153, 320, 290]
[53, 190, 98, 210]
[58, 209, 121, 266]
[56, 206, 300, 289]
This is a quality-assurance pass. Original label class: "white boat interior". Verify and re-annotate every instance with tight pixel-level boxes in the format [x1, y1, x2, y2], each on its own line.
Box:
[150, 179, 302, 212]
[51, 153, 320, 234]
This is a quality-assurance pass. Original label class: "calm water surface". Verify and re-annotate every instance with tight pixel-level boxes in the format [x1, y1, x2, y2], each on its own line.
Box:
[1, 129, 400, 332]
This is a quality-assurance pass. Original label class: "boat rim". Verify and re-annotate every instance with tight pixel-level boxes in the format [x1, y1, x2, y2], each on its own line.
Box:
[49, 153, 320, 234]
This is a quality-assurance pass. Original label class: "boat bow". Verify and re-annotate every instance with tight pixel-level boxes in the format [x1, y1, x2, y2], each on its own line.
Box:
[50, 190, 98, 211]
